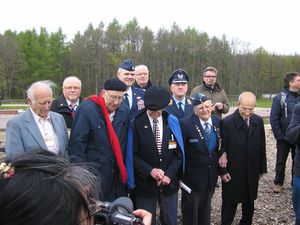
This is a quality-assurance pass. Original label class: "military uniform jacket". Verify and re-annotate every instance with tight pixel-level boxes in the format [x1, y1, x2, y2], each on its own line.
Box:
[50, 95, 83, 129]
[68, 99, 129, 201]
[180, 114, 221, 192]
[165, 96, 194, 119]
[128, 87, 145, 119]
[133, 111, 182, 197]
[221, 109, 267, 202]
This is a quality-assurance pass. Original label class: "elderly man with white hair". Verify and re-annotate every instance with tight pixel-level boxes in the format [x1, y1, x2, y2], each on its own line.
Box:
[51, 76, 83, 129]
[133, 64, 152, 90]
[5, 80, 69, 159]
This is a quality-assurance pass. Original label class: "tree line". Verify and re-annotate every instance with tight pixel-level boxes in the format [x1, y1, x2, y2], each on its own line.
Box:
[0, 18, 299, 100]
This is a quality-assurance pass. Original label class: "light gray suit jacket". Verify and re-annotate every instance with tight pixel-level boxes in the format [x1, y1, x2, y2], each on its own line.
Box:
[5, 108, 69, 159]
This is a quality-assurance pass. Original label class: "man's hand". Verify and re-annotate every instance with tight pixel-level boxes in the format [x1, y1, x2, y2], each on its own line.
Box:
[222, 173, 231, 183]
[133, 209, 152, 225]
[157, 175, 171, 186]
[213, 102, 224, 110]
[219, 152, 228, 168]
[150, 168, 164, 181]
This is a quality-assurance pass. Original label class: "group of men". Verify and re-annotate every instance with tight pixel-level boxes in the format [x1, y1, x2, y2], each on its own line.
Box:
[9, 58, 299, 225]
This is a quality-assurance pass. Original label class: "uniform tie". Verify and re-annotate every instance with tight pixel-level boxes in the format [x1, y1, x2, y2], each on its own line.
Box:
[153, 118, 162, 160]
[178, 102, 184, 118]
[123, 93, 129, 108]
[204, 122, 211, 135]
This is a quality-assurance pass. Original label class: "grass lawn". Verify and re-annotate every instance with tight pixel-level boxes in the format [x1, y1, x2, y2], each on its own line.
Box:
[0, 106, 28, 110]
[0, 131, 5, 139]
[256, 99, 272, 108]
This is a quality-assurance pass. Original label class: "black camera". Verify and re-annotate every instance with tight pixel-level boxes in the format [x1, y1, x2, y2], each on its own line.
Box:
[93, 197, 144, 225]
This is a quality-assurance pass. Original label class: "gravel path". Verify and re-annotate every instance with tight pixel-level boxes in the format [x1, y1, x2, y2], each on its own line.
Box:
[0, 122, 295, 224]
[209, 127, 294, 225]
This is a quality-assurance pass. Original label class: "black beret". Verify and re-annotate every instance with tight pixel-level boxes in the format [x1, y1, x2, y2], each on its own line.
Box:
[104, 77, 127, 92]
[168, 69, 189, 85]
[144, 86, 170, 111]
[119, 59, 135, 71]
[192, 92, 210, 106]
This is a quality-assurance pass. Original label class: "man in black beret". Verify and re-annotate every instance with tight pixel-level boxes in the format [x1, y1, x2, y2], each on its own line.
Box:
[68, 77, 130, 202]
[165, 68, 194, 119]
[132, 86, 182, 225]
[117, 59, 145, 119]
[180, 92, 223, 225]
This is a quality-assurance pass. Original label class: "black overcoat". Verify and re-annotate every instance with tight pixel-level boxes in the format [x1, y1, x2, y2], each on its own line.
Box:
[221, 109, 267, 202]
[133, 111, 182, 197]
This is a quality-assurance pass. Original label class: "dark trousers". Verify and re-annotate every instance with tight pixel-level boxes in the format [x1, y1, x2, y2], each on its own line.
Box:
[293, 175, 300, 225]
[274, 139, 296, 185]
[182, 190, 214, 225]
[135, 191, 178, 225]
[221, 201, 254, 225]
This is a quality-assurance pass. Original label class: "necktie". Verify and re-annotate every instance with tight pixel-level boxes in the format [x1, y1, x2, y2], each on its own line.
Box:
[204, 122, 211, 135]
[123, 93, 129, 107]
[178, 102, 184, 117]
[70, 103, 77, 118]
[153, 119, 162, 160]
[245, 118, 250, 128]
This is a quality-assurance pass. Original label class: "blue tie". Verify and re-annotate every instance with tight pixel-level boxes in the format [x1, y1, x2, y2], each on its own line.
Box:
[204, 123, 211, 135]
[124, 93, 129, 107]
[178, 102, 184, 117]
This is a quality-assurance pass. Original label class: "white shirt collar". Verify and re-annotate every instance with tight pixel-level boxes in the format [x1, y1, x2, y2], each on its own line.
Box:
[173, 96, 186, 107]
[30, 107, 50, 122]
[199, 117, 213, 127]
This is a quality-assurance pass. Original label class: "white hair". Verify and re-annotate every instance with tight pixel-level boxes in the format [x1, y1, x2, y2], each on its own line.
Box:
[135, 64, 149, 72]
[26, 80, 55, 104]
[62, 76, 82, 88]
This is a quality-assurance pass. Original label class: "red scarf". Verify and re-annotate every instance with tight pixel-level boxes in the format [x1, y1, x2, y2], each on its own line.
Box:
[86, 91, 127, 183]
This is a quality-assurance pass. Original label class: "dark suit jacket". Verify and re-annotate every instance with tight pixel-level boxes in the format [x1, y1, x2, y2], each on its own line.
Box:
[180, 114, 221, 192]
[133, 111, 182, 197]
[221, 109, 267, 202]
[287, 103, 300, 178]
[50, 95, 83, 128]
[68, 99, 129, 201]
[165, 96, 194, 119]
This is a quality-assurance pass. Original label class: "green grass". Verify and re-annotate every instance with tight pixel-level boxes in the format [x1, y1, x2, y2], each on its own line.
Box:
[229, 99, 272, 108]
[256, 99, 272, 108]
[0, 106, 28, 110]
[0, 131, 5, 138]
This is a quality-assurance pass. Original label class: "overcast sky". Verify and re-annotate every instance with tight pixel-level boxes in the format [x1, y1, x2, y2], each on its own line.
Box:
[1, 0, 299, 55]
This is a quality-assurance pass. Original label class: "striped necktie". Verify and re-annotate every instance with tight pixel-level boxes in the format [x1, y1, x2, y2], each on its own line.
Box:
[153, 118, 162, 161]
[204, 122, 211, 135]
[70, 103, 77, 118]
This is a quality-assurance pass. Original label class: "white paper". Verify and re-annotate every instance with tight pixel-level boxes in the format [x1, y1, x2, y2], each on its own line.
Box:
[179, 181, 192, 193]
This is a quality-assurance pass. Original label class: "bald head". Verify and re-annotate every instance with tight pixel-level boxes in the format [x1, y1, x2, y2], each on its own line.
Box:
[237, 92, 256, 119]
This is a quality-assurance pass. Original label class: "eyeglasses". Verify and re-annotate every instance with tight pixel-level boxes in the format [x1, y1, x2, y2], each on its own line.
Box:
[136, 72, 149, 76]
[240, 107, 254, 112]
[106, 93, 123, 101]
[64, 86, 80, 90]
[204, 76, 216, 79]
[195, 105, 212, 112]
